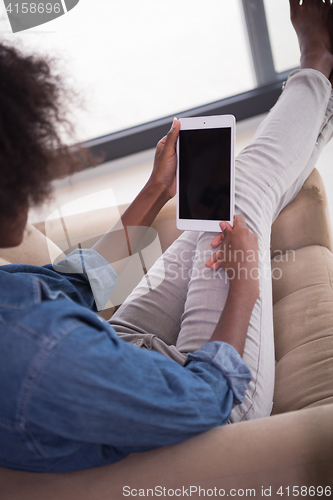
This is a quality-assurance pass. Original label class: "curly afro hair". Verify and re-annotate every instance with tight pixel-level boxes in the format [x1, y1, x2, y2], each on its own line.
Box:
[0, 42, 83, 220]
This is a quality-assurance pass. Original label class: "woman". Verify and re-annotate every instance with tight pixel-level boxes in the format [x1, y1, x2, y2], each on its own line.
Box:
[0, 0, 332, 472]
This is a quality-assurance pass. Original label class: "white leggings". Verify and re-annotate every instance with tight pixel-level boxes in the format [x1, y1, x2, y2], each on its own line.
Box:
[110, 69, 333, 422]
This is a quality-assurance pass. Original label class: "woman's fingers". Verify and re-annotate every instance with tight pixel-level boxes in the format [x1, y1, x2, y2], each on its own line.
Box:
[155, 118, 179, 156]
[205, 250, 218, 268]
[210, 232, 224, 249]
[162, 118, 180, 154]
[206, 247, 225, 269]
[206, 227, 233, 268]
[157, 135, 167, 146]
[233, 214, 247, 229]
[210, 221, 233, 248]
[212, 262, 222, 271]
[207, 216, 249, 268]
[207, 221, 232, 267]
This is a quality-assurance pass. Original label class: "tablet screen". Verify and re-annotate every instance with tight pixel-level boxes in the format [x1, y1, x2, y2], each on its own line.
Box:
[179, 127, 231, 221]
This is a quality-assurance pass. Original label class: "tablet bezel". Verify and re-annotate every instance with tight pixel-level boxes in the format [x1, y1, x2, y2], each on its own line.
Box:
[176, 115, 235, 232]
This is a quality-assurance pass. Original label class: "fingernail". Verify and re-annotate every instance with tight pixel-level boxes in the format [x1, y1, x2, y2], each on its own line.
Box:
[220, 221, 227, 231]
[171, 117, 178, 129]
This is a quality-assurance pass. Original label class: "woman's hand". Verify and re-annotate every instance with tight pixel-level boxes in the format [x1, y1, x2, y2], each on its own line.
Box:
[207, 215, 260, 355]
[146, 118, 180, 200]
[205, 214, 259, 298]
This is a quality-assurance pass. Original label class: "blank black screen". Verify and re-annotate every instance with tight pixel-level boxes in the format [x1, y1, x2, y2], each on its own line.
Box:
[179, 128, 231, 221]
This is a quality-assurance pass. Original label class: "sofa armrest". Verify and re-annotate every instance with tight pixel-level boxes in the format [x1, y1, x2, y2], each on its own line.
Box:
[271, 169, 333, 256]
[1, 404, 332, 499]
[0, 224, 64, 267]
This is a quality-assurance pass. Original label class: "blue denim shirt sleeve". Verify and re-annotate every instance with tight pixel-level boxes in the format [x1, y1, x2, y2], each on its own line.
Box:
[186, 342, 252, 405]
[2, 249, 117, 312]
[53, 249, 118, 311]
[26, 316, 252, 452]
[2, 261, 96, 311]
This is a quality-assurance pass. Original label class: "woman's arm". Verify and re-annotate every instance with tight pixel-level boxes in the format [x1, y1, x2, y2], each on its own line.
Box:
[48, 120, 180, 311]
[205, 215, 260, 356]
[92, 119, 180, 275]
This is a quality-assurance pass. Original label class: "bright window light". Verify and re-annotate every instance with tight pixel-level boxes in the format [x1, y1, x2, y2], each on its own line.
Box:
[0, 0, 255, 142]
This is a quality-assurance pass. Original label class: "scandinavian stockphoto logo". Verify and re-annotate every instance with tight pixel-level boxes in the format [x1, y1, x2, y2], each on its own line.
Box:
[3, 0, 79, 33]
[45, 189, 165, 312]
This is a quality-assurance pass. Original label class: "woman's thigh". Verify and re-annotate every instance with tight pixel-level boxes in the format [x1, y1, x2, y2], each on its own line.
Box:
[111, 69, 333, 422]
[176, 69, 333, 421]
[109, 230, 200, 347]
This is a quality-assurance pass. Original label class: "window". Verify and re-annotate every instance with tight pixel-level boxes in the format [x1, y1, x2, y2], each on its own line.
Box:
[0, 0, 254, 142]
[0, 0, 299, 160]
[264, 0, 300, 73]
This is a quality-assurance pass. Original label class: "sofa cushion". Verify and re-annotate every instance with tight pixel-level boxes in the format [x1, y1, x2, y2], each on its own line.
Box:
[271, 169, 333, 257]
[272, 245, 333, 413]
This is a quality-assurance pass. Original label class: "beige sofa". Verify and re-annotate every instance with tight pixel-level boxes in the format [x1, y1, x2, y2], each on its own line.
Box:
[0, 168, 333, 499]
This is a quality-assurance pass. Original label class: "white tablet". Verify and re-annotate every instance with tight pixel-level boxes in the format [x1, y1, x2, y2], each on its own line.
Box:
[176, 115, 235, 232]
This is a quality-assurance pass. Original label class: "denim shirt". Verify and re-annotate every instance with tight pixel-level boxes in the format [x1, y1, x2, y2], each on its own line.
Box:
[0, 249, 252, 473]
